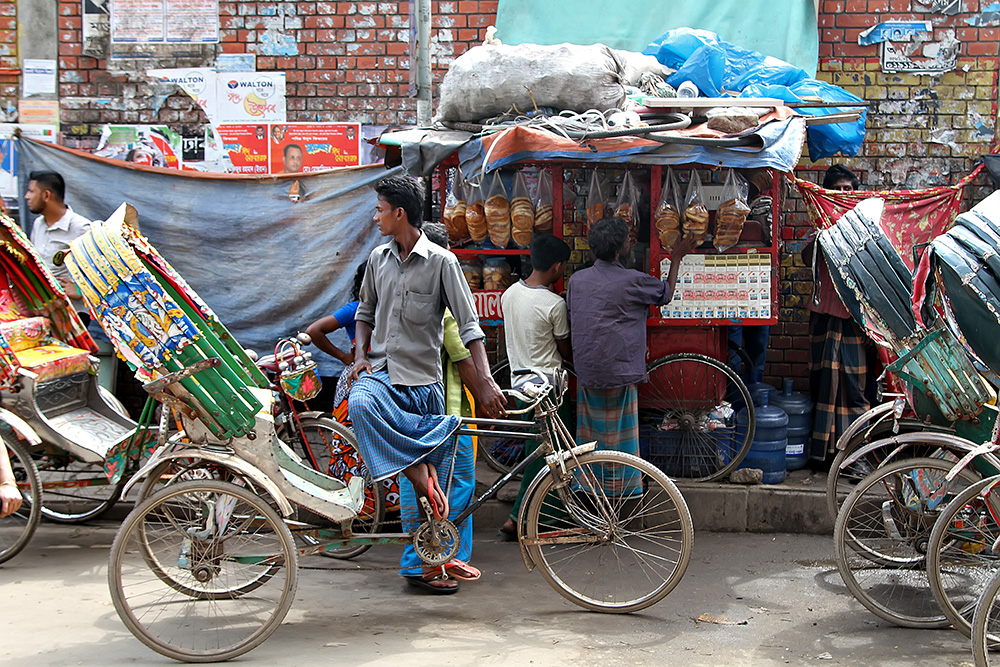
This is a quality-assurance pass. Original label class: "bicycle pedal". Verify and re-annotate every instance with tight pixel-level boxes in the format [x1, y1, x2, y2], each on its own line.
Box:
[545, 441, 597, 466]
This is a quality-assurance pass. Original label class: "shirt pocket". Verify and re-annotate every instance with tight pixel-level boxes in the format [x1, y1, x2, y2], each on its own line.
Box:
[403, 290, 438, 326]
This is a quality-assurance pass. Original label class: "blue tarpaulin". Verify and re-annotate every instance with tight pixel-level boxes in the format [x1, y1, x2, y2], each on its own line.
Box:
[18, 137, 393, 377]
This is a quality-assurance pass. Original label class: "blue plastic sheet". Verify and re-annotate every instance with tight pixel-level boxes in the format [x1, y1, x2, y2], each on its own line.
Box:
[645, 29, 866, 159]
[18, 137, 391, 377]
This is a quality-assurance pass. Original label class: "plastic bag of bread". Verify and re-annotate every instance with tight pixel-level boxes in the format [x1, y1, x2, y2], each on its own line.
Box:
[714, 169, 751, 251]
[442, 171, 469, 244]
[534, 169, 553, 233]
[484, 171, 511, 248]
[465, 182, 488, 243]
[586, 169, 607, 231]
[510, 171, 534, 248]
[681, 170, 709, 246]
[655, 167, 682, 252]
[614, 170, 640, 245]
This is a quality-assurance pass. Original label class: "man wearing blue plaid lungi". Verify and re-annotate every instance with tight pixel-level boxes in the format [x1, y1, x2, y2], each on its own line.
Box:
[348, 176, 505, 594]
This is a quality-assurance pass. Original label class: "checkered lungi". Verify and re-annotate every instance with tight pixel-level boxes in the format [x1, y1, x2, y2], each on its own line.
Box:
[809, 312, 869, 459]
[577, 385, 641, 496]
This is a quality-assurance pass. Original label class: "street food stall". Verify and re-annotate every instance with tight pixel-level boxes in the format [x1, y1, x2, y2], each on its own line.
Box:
[376, 102, 806, 481]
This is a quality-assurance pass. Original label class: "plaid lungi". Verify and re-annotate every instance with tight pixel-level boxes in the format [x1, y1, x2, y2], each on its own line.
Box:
[809, 313, 869, 459]
[348, 370, 461, 482]
[577, 385, 641, 496]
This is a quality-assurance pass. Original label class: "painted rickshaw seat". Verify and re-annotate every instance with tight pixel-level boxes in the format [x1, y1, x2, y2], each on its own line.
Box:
[65, 205, 363, 521]
[0, 289, 91, 383]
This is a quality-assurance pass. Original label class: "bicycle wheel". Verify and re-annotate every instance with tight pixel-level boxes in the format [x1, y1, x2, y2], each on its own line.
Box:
[926, 475, 1000, 638]
[826, 423, 955, 524]
[638, 353, 753, 482]
[287, 417, 385, 559]
[973, 567, 1000, 666]
[834, 456, 980, 628]
[109, 480, 298, 663]
[522, 450, 693, 613]
[0, 437, 41, 565]
[34, 451, 123, 523]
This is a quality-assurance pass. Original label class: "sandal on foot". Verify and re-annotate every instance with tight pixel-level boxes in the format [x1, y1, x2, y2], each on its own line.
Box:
[405, 573, 460, 595]
[442, 559, 481, 582]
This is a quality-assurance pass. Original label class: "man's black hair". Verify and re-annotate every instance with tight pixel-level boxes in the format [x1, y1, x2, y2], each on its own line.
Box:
[422, 222, 449, 249]
[530, 234, 570, 271]
[588, 217, 630, 262]
[29, 170, 65, 202]
[823, 164, 859, 190]
[375, 175, 424, 229]
[351, 260, 367, 300]
[283, 143, 302, 159]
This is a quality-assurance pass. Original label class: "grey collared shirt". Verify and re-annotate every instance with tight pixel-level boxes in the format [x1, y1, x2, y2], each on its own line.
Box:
[356, 232, 484, 386]
[30, 206, 91, 314]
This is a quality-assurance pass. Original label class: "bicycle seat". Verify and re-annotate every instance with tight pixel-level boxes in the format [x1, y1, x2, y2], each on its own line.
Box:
[510, 368, 556, 399]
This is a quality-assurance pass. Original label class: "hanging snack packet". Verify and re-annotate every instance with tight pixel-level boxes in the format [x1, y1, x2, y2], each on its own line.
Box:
[614, 170, 640, 244]
[655, 167, 682, 253]
[534, 168, 554, 233]
[484, 170, 511, 248]
[442, 171, 469, 243]
[586, 169, 606, 231]
[510, 170, 534, 247]
[714, 169, 751, 251]
[682, 170, 710, 245]
[465, 181, 488, 243]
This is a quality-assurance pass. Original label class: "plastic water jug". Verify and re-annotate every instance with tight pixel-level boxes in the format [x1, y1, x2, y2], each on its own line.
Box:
[736, 389, 788, 484]
[770, 378, 811, 471]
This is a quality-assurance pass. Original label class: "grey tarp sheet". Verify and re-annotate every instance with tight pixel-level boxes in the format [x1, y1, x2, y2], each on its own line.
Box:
[18, 137, 395, 377]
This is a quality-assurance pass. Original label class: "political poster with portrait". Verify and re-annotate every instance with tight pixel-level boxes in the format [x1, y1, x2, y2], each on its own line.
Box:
[215, 124, 270, 174]
[216, 73, 286, 124]
[268, 123, 361, 174]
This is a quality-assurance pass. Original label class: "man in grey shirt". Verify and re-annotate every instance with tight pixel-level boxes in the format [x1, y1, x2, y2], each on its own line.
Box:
[348, 175, 504, 592]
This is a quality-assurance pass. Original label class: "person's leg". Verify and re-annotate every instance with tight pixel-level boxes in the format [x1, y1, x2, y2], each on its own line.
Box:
[743, 325, 771, 385]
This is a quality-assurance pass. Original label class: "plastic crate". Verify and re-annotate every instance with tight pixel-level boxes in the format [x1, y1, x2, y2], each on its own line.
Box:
[639, 424, 734, 479]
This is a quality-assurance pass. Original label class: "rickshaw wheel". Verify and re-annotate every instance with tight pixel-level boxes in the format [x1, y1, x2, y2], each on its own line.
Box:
[0, 437, 41, 565]
[110, 480, 297, 663]
[834, 457, 979, 628]
[972, 567, 1000, 665]
[33, 454, 123, 524]
[638, 353, 754, 482]
[926, 474, 1000, 638]
[523, 450, 693, 612]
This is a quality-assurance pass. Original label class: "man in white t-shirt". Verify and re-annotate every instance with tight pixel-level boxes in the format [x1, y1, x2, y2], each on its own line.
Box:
[500, 235, 572, 384]
[25, 170, 92, 323]
[497, 234, 571, 539]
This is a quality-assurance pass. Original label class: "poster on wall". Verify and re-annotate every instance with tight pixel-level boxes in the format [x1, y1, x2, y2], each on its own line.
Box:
[111, 0, 219, 44]
[269, 123, 361, 173]
[147, 68, 218, 125]
[0, 124, 57, 199]
[215, 124, 270, 174]
[216, 73, 286, 124]
[92, 125, 184, 169]
[83, 0, 111, 57]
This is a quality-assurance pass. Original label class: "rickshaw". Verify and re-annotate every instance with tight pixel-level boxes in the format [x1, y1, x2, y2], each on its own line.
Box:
[0, 206, 155, 564]
[70, 204, 694, 663]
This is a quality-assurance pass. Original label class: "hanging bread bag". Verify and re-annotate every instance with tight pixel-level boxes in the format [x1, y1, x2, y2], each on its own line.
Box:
[586, 169, 607, 231]
[614, 170, 640, 244]
[534, 168, 554, 233]
[655, 167, 682, 253]
[465, 181, 488, 243]
[442, 170, 469, 243]
[682, 169, 709, 245]
[714, 169, 751, 251]
[484, 170, 511, 248]
[510, 170, 534, 248]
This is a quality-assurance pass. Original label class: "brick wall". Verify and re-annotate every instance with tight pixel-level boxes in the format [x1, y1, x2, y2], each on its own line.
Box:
[0, 1, 16, 122]
[31, 1, 1000, 391]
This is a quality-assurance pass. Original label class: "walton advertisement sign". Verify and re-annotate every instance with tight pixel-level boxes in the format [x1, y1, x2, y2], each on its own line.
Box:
[215, 73, 286, 124]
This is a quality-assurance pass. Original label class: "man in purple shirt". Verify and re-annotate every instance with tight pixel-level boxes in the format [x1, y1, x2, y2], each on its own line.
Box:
[567, 217, 694, 467]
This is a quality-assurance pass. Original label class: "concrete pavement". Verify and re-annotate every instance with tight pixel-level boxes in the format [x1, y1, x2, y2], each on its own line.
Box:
[0, 518, 974, 667]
